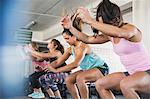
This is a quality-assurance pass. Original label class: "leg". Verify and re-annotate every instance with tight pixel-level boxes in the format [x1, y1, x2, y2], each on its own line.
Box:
[65, 70, 82, 99]
[76, 68, 104, 99]
[28, 72, 45, 98]
[46, 88, 55, 97]
[95, 72, 126, 99]
[29, 71, 45, 92]
[54, 90, 62, 98]
[120, 71, 150, 99]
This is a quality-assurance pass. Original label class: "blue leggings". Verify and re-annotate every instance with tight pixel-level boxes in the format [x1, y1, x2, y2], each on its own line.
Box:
[39, 72, 69, 92]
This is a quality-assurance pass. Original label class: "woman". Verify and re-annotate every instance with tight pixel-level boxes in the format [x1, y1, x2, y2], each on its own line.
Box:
[61, 0, 150, 98]
[47, 17, 109, 99]
[27, 42, 46, 98]
[29, 39, 67, 99]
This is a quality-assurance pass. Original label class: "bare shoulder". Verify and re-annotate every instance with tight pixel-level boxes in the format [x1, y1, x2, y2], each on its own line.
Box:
[122, 23, 142, 41]
[80, 42, 88, 49]
[122, 23, 140, 33]
[79, 42, 91, 53]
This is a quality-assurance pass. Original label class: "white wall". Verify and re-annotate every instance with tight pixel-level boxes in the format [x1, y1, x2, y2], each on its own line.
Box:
[133, 0, 150, 52]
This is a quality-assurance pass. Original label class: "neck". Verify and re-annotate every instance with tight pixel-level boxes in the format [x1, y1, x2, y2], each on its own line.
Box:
[74, 41, 81, 47]
[49, 48, 56, 53]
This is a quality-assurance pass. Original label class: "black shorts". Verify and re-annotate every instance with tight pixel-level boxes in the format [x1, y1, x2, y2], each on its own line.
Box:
[96, 63, 109, 76]
[123, 69, 150, 76]
[146, 69, 150, 75]
[123, 72, 130, 76]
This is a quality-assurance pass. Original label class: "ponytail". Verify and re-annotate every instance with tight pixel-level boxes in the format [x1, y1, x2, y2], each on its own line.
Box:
[96, 0, 122, 26]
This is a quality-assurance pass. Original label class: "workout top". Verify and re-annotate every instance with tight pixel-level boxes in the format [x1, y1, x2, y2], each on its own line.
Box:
[71, 45, 105, 70]
[33, 57, 67, 71]
[111, 37, 150, 74]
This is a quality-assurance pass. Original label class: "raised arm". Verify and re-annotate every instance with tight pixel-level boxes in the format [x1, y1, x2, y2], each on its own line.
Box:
[61, 15, 110, 44]
[76, 7, 138, 40]
[88, 19, 138, 39]
[69, 26, 110, 44]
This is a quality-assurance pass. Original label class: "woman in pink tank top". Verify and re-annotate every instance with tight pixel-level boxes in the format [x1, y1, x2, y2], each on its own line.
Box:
[61, 0, 150, 98]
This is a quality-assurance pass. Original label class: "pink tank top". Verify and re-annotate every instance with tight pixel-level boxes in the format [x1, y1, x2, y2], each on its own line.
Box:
[33, 61, 48, 69]
[111, 37, 150, 74]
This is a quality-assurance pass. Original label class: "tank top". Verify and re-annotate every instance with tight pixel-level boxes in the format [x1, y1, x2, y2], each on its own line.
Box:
[71, 44, 105, 70]
[111, 37, 150, 74]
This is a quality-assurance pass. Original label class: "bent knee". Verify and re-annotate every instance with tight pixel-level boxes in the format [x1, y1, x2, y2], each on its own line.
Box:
[65, 76, 75, 85]
[120, 79, 131, 91]
[76, 75, 86, 84]
[95, 78, 106, 89]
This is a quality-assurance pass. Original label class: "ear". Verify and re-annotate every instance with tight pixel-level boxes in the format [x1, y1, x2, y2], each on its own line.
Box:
[54, 45, 58, 49]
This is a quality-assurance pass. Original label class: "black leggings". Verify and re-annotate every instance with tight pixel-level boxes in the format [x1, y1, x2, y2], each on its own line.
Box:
[29, 71, 46, 89]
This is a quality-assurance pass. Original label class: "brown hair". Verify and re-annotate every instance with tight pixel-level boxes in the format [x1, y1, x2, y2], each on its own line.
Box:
[51, 39, 64, 54]
[31, 42, 39, 51]
[62, 15, 83, 36]
[96, 0, 123, 26]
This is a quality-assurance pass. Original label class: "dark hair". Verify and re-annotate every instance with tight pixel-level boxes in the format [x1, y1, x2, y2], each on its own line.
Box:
[51, 39, 64, 54]
[71, 16, 82, 32]
[62, 15, 83, 36]
[96, 0, 123, 26]
[62, 29, 74, 36]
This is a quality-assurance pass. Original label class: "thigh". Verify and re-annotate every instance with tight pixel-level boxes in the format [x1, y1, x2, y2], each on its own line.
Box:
[65, 70, 82, 83]
[122, 71, 150, 93]
[77, 68, 104, 82]
[96, 72, 126, 91]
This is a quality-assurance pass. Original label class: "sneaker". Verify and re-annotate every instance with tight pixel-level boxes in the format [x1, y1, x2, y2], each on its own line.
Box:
[28, 92, 37, 97]
[32, 92, 45, 98]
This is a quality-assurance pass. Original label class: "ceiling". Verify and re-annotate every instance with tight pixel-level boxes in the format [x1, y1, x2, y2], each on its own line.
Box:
[12, 0, 132, 32]
[13, 0, 97, 31]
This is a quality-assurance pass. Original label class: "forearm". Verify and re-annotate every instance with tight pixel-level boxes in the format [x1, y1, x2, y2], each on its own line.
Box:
[50, 61, 61, 68]
[88, 19, 128, 37]
[32, 51, 43, 57]
[32, 50, 50, 58]
[69, 26, 89, 43]
[55, 62, 78, 73]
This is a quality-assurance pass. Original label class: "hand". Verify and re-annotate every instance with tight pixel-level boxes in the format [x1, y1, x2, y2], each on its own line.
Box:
[60, 15, 73, 29]
[47, 65, 57, 73]
[76, 7, 93, 24]
[44, 68, 49, 72]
